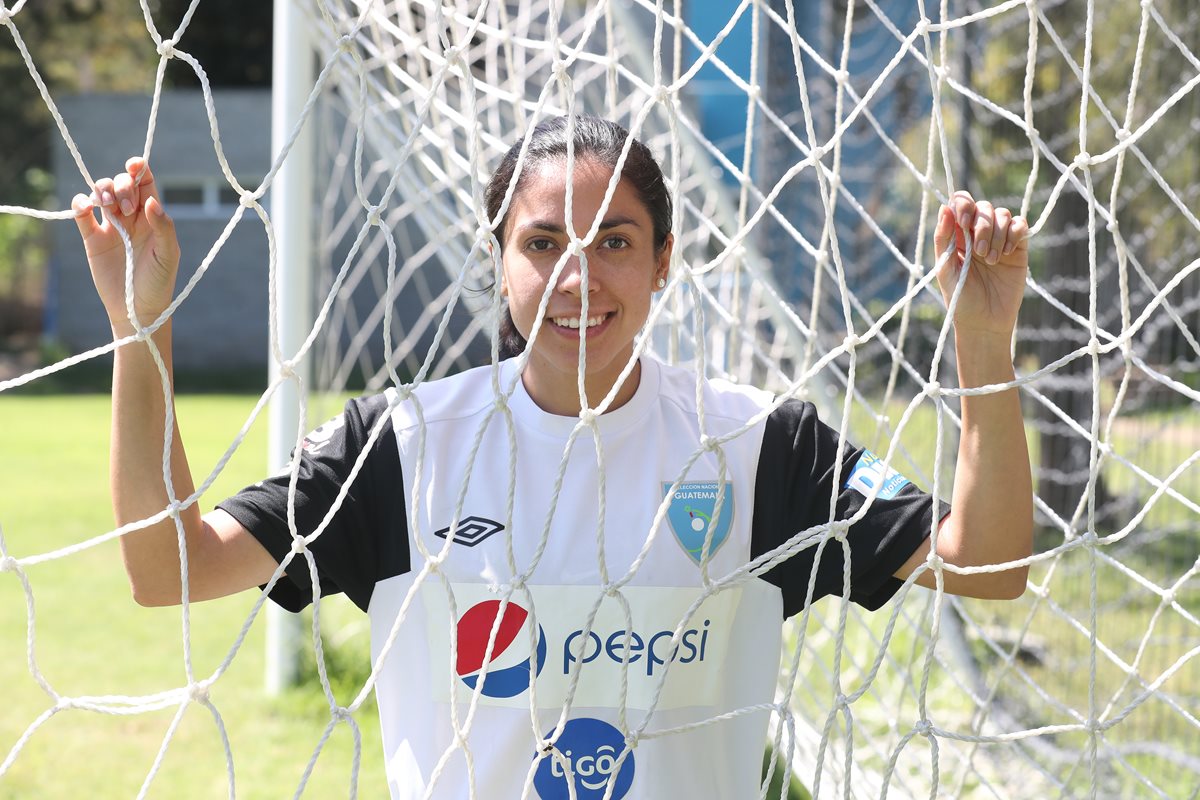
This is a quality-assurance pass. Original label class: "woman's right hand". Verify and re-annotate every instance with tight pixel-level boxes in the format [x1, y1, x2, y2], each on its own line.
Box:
[71, 157, 180, 335]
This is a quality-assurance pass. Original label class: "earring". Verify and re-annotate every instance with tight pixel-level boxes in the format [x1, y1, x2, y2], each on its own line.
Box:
[656, 277, 666, 289]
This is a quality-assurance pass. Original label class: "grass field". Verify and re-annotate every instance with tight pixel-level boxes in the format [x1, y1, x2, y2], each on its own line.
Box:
[0, 394, 386, 799]
[1, 390, 1194, 798]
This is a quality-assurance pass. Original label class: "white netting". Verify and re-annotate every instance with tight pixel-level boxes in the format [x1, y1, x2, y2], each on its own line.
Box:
[1, 0, 1199, 798]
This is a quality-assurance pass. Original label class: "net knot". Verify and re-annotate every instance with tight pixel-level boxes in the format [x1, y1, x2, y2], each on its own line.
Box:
[239, 192, 256, 209]
[833, 69, 850, 86]
[331, 706, 352, 722]
[924, 380, 942, 397]
[1086, 338, 1101, 357]
[493, 393, 507, 410]
[745, 84, 760, 101]
[1162, 588, 1177, 606]
[157, 38, 177, 59]
[0, 7, 11, 25]
[443, 45, 463, 66]
[829, 521, 851, 541]
[914, 718, 933, 736]
[278, 359, 298, 380]
[1115, 127, 1131, 141]
[842, 333, 861, 350]
[366, 204, 383, 226]
[567, 239, 585, 257]
[188, 680, 211, 703]
[393, 385, 412, 402]
[926, 552, 944, 570]
[290, 536, 308, 555]
[915, 17, 931, 35]
[603, 582, 621, 598]
[552, 60, 569, 82]
[834, 693, 849, 709]
[1140, 0, 1154, 8]
[0, 555, 17, 573]
[1073, 151, 1092, 169]
[813, 249, 828, 265]
[578, 409, 597, 426]
[809, 144, 826, 162]
[337, 34, 355, 53]
[652, 84, 671, 104]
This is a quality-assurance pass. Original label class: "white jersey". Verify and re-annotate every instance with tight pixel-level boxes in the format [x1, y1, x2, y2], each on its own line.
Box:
[220, 356, 942, 799]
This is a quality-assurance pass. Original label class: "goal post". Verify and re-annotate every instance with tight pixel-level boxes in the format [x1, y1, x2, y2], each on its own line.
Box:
[265, 0, 317, 696]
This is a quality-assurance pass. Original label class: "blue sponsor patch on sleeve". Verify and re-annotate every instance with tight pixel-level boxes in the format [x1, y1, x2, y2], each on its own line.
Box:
[844, 450, 911, 500]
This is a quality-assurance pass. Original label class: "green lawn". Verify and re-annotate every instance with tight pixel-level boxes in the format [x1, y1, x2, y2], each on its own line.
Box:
[0, 394, 386, 799]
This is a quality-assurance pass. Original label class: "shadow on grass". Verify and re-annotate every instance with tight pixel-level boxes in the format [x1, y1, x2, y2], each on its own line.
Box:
[762, 746, 813, 799]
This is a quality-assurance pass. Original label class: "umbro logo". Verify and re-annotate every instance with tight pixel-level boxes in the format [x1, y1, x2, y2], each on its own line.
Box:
[434, 516, 505, 547]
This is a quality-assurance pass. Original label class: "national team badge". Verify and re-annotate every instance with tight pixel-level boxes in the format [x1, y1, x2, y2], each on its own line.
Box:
[661, 481, 734, 564]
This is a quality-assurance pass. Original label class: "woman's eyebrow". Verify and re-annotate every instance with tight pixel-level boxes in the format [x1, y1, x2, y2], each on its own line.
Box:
[520, 215, 641, 234]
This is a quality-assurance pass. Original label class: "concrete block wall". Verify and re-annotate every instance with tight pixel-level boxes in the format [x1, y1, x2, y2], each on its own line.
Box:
[51, 90, 273, 373]
[51, 89, 486, 380]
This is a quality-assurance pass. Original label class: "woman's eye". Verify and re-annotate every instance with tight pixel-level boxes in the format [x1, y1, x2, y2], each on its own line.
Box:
[526, 238, 555, 252]
[602, 236, 629, 250]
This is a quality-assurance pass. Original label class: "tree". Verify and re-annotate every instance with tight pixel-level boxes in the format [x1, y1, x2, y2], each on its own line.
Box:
[959, 0, 1199, 535]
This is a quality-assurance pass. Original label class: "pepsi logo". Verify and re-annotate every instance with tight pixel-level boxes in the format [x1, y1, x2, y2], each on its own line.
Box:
[456, 600, 547, 698]
[533, 717, 635, 799]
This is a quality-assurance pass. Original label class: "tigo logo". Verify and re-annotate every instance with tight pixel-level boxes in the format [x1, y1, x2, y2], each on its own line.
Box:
[456, 600, 547, 698]
[534, 718, 635, 799]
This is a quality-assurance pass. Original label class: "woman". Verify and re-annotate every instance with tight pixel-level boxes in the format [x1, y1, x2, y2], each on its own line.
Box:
[72, 115, 1032, 799]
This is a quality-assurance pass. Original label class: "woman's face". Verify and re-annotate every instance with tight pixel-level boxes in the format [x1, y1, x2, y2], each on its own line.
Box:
[500, 156, 671, 410]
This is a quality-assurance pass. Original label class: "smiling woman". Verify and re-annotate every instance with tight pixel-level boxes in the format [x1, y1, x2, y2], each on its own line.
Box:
[483, 115, 674, 416]
[498, 163, 670, 413]
[69, 113, 1033, 800]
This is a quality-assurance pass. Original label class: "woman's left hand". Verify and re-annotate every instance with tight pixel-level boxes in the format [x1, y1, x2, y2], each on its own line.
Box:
[933, 191, 1030, 338]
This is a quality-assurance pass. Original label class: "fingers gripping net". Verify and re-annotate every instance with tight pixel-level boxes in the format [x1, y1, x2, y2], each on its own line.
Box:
[1, 0, 1199, 798]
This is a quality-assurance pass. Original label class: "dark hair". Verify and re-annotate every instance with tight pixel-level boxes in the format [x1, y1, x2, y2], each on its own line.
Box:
[483, 115, 673, 359]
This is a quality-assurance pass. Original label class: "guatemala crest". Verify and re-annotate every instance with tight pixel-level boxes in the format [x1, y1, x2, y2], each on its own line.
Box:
[662, 481, 734, 564]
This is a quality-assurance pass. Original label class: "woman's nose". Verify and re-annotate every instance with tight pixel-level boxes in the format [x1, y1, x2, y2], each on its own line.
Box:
[556, 250, 597, 294]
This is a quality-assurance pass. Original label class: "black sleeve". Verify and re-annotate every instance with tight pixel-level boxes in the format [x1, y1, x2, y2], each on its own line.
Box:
[216, 394, 409, 613]
[751, 399, 946, 615]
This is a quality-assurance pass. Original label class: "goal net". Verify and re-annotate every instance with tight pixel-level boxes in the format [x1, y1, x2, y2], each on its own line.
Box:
[1, 0, 1198, 798]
